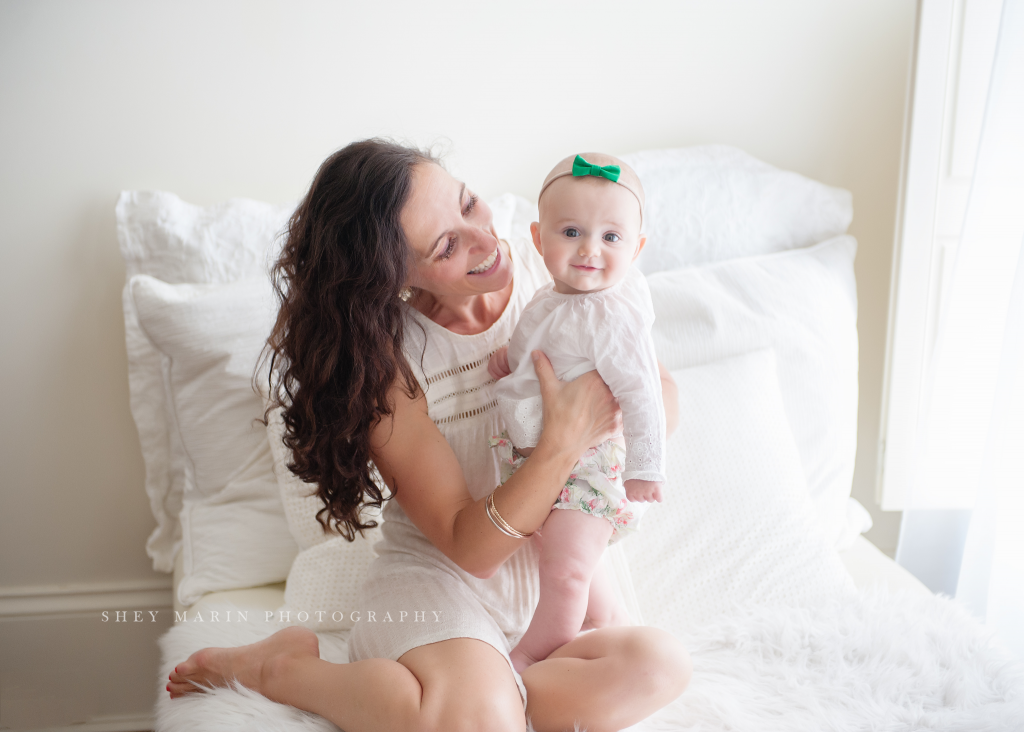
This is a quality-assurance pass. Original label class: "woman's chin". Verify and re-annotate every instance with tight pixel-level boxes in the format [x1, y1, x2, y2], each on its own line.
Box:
[469, 267, 512, 294]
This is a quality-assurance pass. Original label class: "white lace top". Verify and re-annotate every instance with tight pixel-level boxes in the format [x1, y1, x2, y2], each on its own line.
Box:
[494, 265, 666, 483]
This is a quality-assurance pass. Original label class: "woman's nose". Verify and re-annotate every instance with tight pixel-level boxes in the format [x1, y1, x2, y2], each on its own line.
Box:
[469, 223, 496, 251]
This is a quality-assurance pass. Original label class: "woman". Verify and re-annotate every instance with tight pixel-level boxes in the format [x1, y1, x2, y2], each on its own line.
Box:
[168, 139, 691, 732]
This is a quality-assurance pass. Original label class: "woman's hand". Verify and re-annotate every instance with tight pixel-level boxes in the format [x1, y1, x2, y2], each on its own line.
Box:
[659, 361, 679, 437]
[533, 350, 622, 457]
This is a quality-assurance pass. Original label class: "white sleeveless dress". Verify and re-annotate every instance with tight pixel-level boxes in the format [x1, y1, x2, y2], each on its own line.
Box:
[347, 236, 553, 708]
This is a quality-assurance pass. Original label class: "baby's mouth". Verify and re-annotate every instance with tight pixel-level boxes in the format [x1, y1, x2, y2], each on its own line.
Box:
[468, 247, 499, 275]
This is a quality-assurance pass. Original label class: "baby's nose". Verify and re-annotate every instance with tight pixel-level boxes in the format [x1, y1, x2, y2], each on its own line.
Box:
[578, 236, 601, 257]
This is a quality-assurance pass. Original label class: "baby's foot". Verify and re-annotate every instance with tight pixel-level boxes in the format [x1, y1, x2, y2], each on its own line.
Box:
[509, 644, 542, 675]
[167, 625, 319, 701]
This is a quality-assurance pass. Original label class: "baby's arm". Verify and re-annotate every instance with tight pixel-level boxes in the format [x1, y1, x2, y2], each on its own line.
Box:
[488, 345, 511, 380]
[588, 293, 666, 502]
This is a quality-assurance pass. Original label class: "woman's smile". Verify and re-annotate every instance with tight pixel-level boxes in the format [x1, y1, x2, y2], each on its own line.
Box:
[468, 246, 500, 275]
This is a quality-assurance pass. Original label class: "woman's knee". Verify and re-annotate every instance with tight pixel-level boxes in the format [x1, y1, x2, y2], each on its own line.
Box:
[625, 627, 692, 699]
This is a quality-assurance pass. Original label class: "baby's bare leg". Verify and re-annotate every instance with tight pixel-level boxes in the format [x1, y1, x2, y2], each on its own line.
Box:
[510, 507, 613, 674]
[581, 560, 631, 631]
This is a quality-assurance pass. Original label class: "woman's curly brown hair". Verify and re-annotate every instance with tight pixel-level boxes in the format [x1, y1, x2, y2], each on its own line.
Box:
[261, 139, 433, 540]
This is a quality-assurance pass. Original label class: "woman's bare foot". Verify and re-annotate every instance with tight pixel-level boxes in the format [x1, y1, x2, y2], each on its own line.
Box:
[167, 625, 320, 701]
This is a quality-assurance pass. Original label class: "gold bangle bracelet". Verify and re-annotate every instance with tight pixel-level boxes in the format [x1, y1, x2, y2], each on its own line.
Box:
[486, 491, 533, 539]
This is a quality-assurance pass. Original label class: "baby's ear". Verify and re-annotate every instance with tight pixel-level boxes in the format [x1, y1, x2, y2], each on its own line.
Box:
[530, 222, 543, 255]
[632, 234, 648, 261]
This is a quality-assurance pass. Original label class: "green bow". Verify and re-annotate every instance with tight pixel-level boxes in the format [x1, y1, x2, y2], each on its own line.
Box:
[571, 155, 621, 182]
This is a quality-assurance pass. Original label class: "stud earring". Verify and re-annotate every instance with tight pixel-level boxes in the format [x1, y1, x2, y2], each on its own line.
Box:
[399, 287, 413, 302]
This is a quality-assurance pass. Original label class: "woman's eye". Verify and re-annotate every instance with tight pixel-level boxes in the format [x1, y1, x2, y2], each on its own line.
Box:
[564, 228, 580, 238]
[604, 233, 621, 243]
[439, 236, 456, 260]
[462, 194, 478, 217]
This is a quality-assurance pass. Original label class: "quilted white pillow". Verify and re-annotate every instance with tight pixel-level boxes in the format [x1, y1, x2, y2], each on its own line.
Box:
[131, 275, 298, 606]
[117, 191, 294, 572]
[624, 350, 856, 635]
[647, 235, 859, 547]
[264, 406, 384, 631]
[621, 144, 853, 272]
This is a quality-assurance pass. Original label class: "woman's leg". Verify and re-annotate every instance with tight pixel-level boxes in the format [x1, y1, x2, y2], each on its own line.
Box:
[523, 625, 692, 732]
[168, 626, 527, 732]
[510, 508, 612, 674]
[166, 621, 691, 732]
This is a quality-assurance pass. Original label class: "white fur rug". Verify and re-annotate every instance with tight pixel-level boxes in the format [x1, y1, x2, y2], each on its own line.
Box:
[154, 588, 1024, 732]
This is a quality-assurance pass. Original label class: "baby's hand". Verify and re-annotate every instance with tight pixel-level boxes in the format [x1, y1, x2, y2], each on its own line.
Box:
[488, 346, 512, 380]
[624, 479, 663, 503]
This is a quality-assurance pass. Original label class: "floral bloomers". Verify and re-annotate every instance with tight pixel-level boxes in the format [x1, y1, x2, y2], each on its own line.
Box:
[488, 432, 649, 545]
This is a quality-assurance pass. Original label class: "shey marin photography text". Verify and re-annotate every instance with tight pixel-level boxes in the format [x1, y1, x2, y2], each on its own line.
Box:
[101, 609, 445, 624]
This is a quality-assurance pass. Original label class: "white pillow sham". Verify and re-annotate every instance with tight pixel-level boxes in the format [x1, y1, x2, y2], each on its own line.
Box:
[131, 275, 297, 606]
[621, 144, 853, 273]
[647, 235, 859, 547]
[624, 350, 856, 635]
[117, 191, 293, 572]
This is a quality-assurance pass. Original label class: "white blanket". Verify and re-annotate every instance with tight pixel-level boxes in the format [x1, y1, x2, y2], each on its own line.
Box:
[155, 588, 1024, 732]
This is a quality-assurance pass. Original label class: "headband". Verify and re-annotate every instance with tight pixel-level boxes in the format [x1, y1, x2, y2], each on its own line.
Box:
[538, 153, 645, 228]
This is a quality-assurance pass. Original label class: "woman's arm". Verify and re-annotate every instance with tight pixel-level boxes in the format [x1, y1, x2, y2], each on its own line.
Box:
[370, 351, 621, 579]
[659, 361, 679, 437]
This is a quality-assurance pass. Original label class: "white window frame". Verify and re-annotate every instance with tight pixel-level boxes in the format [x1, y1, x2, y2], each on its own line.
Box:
[878, 0, 1003, 510]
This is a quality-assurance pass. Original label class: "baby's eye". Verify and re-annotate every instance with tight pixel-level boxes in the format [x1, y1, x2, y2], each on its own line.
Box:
[564, 228, 580, 238]
[603, 233, 621, 243]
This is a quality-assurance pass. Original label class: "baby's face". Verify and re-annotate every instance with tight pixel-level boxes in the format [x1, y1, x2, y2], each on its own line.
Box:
[532, 176, 645, 295]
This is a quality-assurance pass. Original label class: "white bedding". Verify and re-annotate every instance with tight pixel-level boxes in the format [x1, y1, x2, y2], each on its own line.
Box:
[157, 539, 1024, 731]
[130, 149, 1024, 730]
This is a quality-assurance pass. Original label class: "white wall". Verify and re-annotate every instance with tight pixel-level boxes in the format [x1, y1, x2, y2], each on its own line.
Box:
[0, 0, 914, 727]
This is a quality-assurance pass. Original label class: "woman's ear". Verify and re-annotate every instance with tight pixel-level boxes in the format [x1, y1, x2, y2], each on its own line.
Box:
[632, 234, 648, 261]
[530, 222, 543, 255]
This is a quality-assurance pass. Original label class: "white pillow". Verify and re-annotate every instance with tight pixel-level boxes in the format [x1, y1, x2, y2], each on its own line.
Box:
[489, 192, 540, 244]
[117, 191, 294, 572]
[624, 351, 856, 635]
[265, 406, 384, 631]
[648, 235, 859, 546]
[130, 275, 298, 606]
[621, 145, 853, 272]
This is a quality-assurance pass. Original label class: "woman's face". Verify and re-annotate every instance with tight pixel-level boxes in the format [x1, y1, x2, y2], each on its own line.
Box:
[401, 163, 513, 298]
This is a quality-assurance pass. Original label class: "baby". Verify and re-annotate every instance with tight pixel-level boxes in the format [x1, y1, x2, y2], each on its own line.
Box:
[488, 152, 666, 674]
